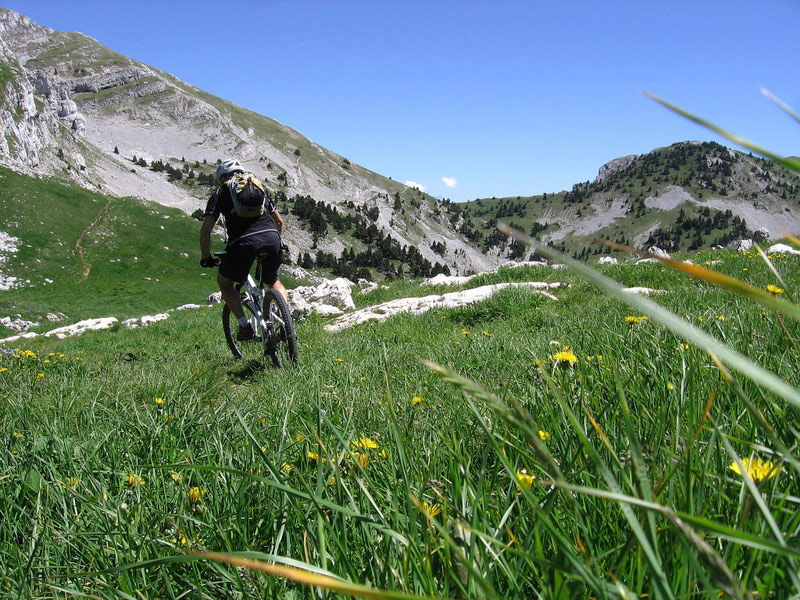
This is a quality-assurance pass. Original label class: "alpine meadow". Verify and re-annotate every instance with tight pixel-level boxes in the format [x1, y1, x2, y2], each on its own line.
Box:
[2, 7, 800, 600]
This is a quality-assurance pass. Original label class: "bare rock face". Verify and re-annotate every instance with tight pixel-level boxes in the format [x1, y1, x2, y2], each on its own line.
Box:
[753, 227, 770, 243]
[594, 155, 636, 183]
[729, 239, 753, 252]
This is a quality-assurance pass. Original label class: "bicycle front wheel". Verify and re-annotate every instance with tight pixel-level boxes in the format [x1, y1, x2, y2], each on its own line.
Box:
[222, 295, 266, 361]
[264, 289, 298, 367]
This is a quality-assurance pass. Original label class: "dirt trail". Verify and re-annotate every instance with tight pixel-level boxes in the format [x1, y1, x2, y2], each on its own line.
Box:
[74, 199, 112, 281]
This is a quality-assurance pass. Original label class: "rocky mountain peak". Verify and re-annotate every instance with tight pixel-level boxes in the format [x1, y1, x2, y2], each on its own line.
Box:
[594, 154, 636, 183]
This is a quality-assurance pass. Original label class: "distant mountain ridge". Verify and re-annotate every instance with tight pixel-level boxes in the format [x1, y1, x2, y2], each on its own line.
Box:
[457, 141, 800, 258]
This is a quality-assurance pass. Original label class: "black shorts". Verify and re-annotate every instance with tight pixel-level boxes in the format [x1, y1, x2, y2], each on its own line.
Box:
[219, 231, 281, 285]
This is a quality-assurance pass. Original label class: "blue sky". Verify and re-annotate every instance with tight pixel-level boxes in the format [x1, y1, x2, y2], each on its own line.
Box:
[6, 1, 800, 202]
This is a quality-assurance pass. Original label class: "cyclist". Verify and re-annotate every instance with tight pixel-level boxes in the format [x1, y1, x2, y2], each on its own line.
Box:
[200, 159, 287, 341]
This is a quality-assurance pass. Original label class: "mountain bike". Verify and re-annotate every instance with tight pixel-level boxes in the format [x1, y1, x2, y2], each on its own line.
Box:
[215, 251, 298, 367]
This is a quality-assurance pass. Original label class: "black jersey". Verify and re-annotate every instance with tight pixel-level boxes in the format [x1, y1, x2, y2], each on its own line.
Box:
[204, 184, 278, 247]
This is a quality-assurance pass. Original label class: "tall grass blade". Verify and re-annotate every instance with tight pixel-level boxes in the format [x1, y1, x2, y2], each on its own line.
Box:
[498, 225, 800, 409]
[644, 91, 800, 173]
[760, 87, 800, 126]
[598, 240, 800, 322]
[193, 550, 433, 600]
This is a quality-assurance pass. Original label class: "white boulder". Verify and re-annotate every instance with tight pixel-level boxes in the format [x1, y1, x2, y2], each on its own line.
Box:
[422, 273, 475, 286]
[598, 256, 618, 265]
[729, 239, 753, 252]
[312, 304, 344, 317]
[43, 317, 118, 339]
[292, 277, 355, 310]
[647, 246, 670, 258]
[0, 316, 38, 332]
[622, 287, 667, 295]
[768, 243, 800, 255]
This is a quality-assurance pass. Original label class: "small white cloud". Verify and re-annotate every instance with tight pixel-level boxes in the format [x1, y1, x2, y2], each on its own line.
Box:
[405, 180, 426, 192]
[441, 177, 458, 188]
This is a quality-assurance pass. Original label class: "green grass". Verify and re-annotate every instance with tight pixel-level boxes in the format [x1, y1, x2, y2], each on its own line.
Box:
[0, 167, 220, 333]
[1, 246, 798, 598]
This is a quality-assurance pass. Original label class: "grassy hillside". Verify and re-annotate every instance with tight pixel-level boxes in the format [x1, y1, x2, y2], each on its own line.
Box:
[1, 249, 798, 597]
[0, 167, 225, 335]
[455, 142, 800, 258]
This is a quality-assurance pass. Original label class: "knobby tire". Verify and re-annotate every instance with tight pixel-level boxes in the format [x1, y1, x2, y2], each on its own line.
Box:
[265, 288, 298, 367]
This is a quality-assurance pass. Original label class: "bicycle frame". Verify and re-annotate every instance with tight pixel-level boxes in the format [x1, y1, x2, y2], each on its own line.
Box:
[241, 273, 268, 342]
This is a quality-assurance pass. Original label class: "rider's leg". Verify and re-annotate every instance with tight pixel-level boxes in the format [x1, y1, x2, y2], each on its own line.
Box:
[218, 271, 245, 320]
[269, 278, 289, 303]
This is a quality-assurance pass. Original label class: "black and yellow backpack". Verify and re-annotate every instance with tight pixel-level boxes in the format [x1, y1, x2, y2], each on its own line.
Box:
[227, 172, 267, 217]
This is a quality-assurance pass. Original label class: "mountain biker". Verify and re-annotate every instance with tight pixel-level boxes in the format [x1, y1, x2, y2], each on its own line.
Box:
[199, 159, 288, 341]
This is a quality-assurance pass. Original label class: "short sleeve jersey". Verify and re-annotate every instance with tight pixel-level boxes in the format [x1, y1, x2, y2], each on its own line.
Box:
[204, 183, 278, 246]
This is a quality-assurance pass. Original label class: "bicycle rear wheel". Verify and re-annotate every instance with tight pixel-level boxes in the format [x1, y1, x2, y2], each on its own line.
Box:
[222, 294, 266, 361]
[264, 288, 298, 367]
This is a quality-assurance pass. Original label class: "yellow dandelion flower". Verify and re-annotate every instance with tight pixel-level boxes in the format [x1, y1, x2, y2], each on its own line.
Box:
[716, 315, 726, 321]
[36, 373, 45, 379]
[187, 487, 205, 503]
[411, 395, 423, 405]
[680, 343, 689, 351]
[697, 316, 704, 322]
[516, 470, 535, 489]
[48, 352, 55, 357]
[378, 449, 388, 459]
[667, 382, 675, 391]
[307, 451, 319, 460]
[481, 330, 492, 337]
[461, 328, 471, 335]
[0, 367, 8, 373]
[351, 437, 379, 450]
[743, 267, 749, 271]
[281, 462, 293, 473]
[170, 471, 183, 483]
[328, 476, 336, 485]
[420, 500, 442, 519]
[75, 357, 83, 361]
[596, 354, 604, 361]
[336, 357, 345, 363]
[766, 284, 784, 295]
[730, 457, 781, 483]
[127, 473, 145, 487]
[352, 451, 370, 468]
[538, 430, 551, 441]
[154, 397, 165, 405]
[551, 349, 578, 365]
[43, 359, 50, 364]
[624, 316, 648, 324]
[62, 477, 81, 489]
[12, 431, 23, 439]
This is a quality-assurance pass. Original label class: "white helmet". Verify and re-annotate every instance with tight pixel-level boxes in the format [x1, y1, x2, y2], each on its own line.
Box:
[215, 159, 244, 183]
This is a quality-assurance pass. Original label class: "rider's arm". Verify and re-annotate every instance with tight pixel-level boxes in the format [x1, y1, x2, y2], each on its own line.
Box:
[272, 209, 284, 234]
[199, 214, 218, 259]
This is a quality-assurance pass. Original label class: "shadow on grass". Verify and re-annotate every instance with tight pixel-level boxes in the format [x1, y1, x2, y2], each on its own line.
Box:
[228, 358, 274, 381]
